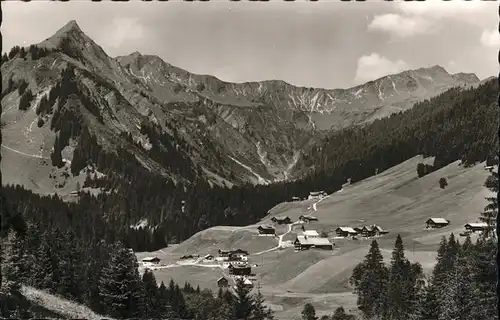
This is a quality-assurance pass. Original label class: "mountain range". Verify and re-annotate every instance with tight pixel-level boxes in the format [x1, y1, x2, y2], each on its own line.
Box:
[1, 20, 482, 196]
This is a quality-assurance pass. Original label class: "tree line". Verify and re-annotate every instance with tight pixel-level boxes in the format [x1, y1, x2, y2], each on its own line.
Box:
[1, 222, 275, 320]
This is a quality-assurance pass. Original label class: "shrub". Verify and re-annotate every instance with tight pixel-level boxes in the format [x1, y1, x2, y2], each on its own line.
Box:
[37, 118, 45, 128]
[439, 177, 448, 189]
[19, 89, 33, 111]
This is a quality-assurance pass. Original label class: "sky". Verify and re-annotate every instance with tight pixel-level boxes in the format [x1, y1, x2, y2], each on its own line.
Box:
[2, 0, 499, 89]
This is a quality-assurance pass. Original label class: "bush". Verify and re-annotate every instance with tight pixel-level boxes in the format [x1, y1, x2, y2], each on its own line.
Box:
[439, 177, 448, 189]
[17, 80, 29, 96]
[19, 89, 34, 111]
[196, 83, 205, 92]
[37, 118, 45, 128]
[417, 162, 435, 178]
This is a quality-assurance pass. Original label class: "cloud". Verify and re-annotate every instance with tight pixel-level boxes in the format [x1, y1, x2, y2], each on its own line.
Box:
[480, 29, 500, 48]
[354, 53, 409, 84]
[368, 1, 495, 39]
[368, 14, 433, 38]
[396, 0, 488, 22]
[104, 17, 147, 49]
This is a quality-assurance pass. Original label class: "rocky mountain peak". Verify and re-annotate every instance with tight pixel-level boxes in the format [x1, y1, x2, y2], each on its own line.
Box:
[37, 20, 112, 71]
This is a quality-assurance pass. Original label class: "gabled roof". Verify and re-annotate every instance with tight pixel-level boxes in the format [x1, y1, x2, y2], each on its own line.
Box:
[272, 215, 290, 221]
[361, 225, 384, 232]
[303, 230, 320, 237]
[142, 257, 160, 262]
[309, 191, 325, 195]
[296, 235, 332, 246]
[336, 226, 358, 234]
[258, 224, 275, 230]
[427, 218, 449, 224]
[465, 222, 489, 228]
[217, 277, 228, 282]
[300, 215, 318, 220]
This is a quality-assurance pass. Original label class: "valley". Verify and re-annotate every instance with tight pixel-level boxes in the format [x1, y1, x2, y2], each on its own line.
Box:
[136, 155, 493, 319]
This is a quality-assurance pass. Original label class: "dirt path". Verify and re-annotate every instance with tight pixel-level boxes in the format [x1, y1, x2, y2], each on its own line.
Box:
[252, 196, 331, 256]
[1, 144, 50, 160]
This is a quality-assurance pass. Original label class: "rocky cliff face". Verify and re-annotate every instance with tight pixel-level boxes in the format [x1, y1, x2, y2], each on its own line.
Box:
[0, 20, 480, 195]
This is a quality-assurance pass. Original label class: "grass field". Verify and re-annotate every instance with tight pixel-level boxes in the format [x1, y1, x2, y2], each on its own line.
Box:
[136, 155, 493, 319]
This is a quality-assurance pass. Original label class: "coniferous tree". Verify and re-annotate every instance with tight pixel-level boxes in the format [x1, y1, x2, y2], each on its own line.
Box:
[301, 303, 318, 320]
[233, 278, 255, 320]
[251, 289, 274, 320]
[386, 235, 423, 320]
[0, 231, 31, 319]
[349, 240, 388, 319]
[331, 306, 355, 320]
[32, 231, 57, 291]
[98, 241, 144, 319]
[480, 171, 498, 237]
[18, 89, 33, 111]
[142, 269, 160, 318]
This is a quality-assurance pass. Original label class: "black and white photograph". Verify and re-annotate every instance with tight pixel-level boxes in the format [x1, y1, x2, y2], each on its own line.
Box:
[1, 1, 498, 319]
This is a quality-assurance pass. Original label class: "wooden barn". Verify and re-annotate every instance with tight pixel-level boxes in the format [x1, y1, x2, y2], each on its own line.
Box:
[302, 230, 320, 238]
[228, 264, 252, 276]
[335, 227, 358, 238]
[359, 225, 389, 237]
[464, 222, 489, 233]
[426, 218, 450, 229]
[308, 191, 327, 200]
[271, 216, 292, 225]
[141, 257, 160, 265]
[258, 225, 276, 235]
[217, 277, 229, 288]
[294, 235, 333, 251]
[299, 215, 319, 223]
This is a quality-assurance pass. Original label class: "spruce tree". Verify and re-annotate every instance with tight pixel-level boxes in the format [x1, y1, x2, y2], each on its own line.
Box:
[98, 241, 144, 319]
[301, 303, 318, 320]
[251, 289, 274, 320]
[32, 232, 56, 291]
[480, 171, 498, 238]
[142, 269, 160, 318]
[387, 235, 423, 320]
[233, 277, 255, 320]
[331, 306, 355, 320]
[349, 240, 388, 318]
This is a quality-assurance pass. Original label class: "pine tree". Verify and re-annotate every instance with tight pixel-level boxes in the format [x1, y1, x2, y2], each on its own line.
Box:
[142, 269, 160, 318]
[0, 230, 32, 318]
[331, 306, 355, 320]
[250, 289, 274, 320]
[98, 241, 144, 319]
[32, 232, 57, 291]
[387, 235, 423, 320]
[301, 303, 318, 320]
[3, 231, 28, 283]
[349, 240, 388, 318]
[480, 171, 498, 238]
[468, 238, 497, 320]
[233, 277, 255, 320]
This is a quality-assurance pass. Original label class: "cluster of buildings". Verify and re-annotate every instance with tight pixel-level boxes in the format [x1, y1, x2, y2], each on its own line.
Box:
[289, 190, 328, 202]
[308, 191, 327, 200]
[268, 214, 319, 226]
[335, 225, 389, 238]
[216, 248, 255, 289]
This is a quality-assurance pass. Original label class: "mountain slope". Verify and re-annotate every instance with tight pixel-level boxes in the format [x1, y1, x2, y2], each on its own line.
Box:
[1, 20, 480, 196]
